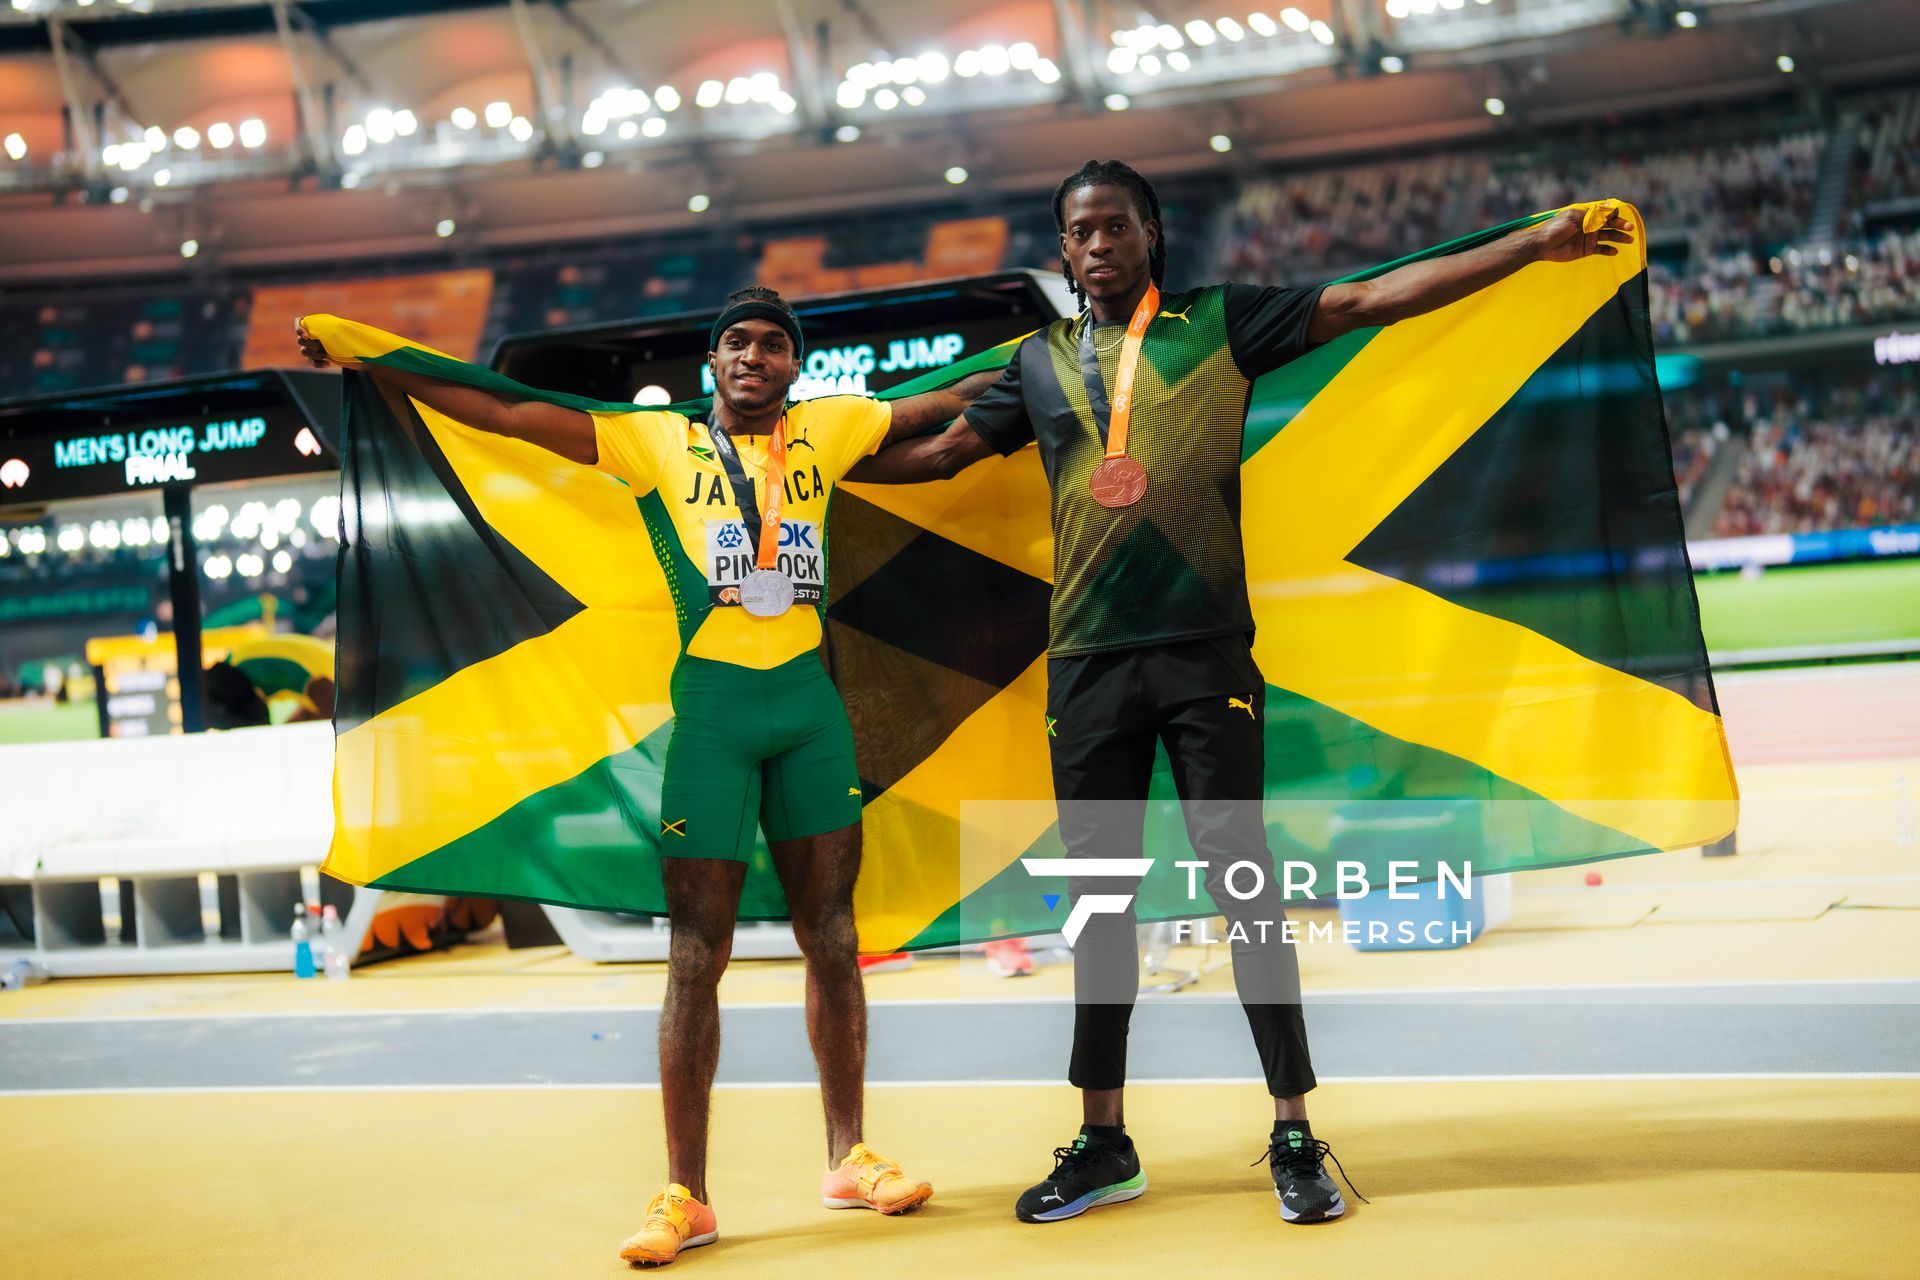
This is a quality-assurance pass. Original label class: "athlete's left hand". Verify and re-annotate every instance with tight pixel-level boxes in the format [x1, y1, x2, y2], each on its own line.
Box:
[1530, 207, 1636, 263]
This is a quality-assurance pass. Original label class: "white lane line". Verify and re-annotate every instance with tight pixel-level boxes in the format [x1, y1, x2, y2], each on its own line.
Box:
[1715, 663, 1920, 688]
[3, 1072, 1917, 1098]
[5, 976, 1918, 1024]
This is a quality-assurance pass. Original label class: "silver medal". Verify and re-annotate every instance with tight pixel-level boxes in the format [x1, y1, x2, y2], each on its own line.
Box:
[739, 568, 795, 618]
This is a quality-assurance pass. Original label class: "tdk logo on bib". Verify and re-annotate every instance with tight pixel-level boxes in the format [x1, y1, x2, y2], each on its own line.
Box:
[704, 519, 825, 607]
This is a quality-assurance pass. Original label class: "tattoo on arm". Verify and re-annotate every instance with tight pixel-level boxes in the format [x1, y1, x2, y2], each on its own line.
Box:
[845, 412, 997, 484]
[880, 369, 1002, 448]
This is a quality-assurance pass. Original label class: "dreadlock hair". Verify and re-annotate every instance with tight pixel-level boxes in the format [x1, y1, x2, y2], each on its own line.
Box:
[1050, 159, 1167, 312]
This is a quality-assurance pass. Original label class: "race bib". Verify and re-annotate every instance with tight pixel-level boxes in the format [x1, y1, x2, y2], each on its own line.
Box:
[704, 519, 825, 607]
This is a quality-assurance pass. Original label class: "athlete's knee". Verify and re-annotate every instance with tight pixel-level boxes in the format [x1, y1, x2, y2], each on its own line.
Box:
[1182, 802, 1274, 864]
[790, 899, 858, 966]
[667, 923, 733, 988]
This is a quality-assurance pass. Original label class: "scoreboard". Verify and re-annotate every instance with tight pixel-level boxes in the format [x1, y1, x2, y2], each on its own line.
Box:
[489, 270, 1074, 409]
[0, 370, 340, 508]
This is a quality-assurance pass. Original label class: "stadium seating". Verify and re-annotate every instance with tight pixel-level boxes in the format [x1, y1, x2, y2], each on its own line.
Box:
[1850, 90, 1920, 213]
[4, 99, 1915, 401]
[1648, 228, 1920, 345]
[1479, 131, 1822, 257]
[3, 95, 1917, 560]
[1710, 372, 1920, 537]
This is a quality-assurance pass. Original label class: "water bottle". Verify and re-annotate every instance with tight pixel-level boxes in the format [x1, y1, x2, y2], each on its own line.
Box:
[321, 904, 351, 981]
[0, 957, 43, 991]
[291, 901, 317, 979]
[1896, 773, 1918, 848]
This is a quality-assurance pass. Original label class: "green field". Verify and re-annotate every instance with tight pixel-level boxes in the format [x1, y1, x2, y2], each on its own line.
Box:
[0, 700, 99, 746]
[1695, 559, 1920, 655]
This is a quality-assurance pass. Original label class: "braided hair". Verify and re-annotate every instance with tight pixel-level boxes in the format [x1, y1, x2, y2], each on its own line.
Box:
[1050, 160, 1167, 311]
[710, 283, 804, 359]
[725, 283, 796, 317]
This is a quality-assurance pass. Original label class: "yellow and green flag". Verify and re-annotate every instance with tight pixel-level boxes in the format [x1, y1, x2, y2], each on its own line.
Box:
[318, 200, 1737, 952]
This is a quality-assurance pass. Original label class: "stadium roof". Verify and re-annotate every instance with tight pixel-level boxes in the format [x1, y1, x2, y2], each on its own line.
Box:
[1, 0, 1917, 281]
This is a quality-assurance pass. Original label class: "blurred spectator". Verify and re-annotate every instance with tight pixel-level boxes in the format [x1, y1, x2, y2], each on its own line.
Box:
[1849, 90, 1920, 215]
[1480, 131, 1820, 257]
[1664, 422, 1726, 511]
[203, 659, 272, 730]
[1212, 126, 1821, 286]
[8, 103, 1920, 403]
[1214, 155, 1466, 280]
[1648, 229, 1920, 345]
[1709, 373, 1920, 536]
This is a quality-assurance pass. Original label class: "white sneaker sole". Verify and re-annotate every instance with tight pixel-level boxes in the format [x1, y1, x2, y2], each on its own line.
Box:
[1276, 1188, 1346, 1222]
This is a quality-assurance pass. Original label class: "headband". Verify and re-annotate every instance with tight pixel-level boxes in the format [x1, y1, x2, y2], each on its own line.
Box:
[709, 300, 804, 360]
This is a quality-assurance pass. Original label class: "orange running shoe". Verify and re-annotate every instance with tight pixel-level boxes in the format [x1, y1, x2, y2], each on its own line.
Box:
[984, 938, 1034, 977]
[618, 1184, 718, 1266]
[858, 952, 912, 975]
[821, 1142, 934, 1215]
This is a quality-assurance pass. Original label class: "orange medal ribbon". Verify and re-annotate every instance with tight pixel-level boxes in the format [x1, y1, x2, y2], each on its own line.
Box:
[1086, 282, 1158, 508]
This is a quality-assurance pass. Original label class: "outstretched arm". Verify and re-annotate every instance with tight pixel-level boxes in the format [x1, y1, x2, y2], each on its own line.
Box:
[845, 413, 998, 484]
[1306, 206, 1636, 344]
[295, 317, 597, 465]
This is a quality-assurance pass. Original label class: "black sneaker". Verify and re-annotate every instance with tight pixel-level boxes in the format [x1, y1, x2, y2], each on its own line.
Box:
[1014, 1131, 1148, 1223]
[1258, 1121, 1366, 1223]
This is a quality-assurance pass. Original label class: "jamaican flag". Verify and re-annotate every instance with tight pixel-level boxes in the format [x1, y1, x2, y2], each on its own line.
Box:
[319, 199, 1737, 952]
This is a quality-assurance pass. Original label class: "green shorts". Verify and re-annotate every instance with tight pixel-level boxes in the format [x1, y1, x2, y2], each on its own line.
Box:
[658, 651, 864, 861]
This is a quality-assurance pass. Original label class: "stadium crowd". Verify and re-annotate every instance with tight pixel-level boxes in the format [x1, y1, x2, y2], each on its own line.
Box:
[1711, 374, 1920, 537]
[1850, 89, 1920, 213]
[1648, 228, 1920, 345]
[2, 92, 1917, 550]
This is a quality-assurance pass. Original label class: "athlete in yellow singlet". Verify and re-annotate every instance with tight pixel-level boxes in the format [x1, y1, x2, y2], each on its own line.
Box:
[298, 287, 993, 1265]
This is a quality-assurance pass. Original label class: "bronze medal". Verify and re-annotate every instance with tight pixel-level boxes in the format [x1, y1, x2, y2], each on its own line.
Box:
[1089, 456, 1148, 508]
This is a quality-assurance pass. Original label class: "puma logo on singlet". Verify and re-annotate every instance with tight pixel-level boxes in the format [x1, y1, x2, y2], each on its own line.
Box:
[790, 435, 816, 451]
[1228, 696, 1256, 719]
[847, 787, 861, 797]
[1158, 307, 1193, 324]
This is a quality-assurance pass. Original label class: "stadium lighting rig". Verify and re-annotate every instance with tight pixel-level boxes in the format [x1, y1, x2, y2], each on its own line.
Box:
[830, 41, 1064, 126]
[0, 0, 1866, 200]
[1103, 10, 1339, 90]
